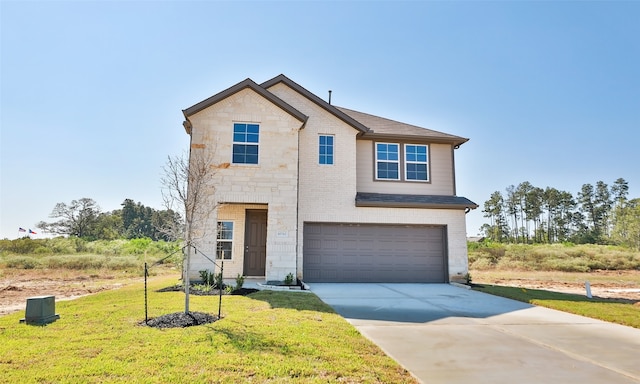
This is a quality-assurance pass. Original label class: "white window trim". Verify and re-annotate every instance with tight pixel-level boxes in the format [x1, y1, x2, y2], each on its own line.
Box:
[375, 142, 401, 181]
[318, 134, 335, 166]
[231, 122, 260, 165]
[216, 221, 234, 260]
[404, 143, 429, 182]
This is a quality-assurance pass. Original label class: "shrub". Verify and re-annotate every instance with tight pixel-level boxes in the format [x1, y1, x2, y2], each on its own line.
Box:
[235, 274, 245, 290]
[199, 269, 215, 286]
[45, 255, 103, 270]
[122, 238, 153, 255]
[50, 238, 83, 254]
[198, 270, 224, 289]
[3, 237, 39, 254]
[5, 256, 41, 269]
[214, 272, 224, 289]
[33, 246, 50, 255]
[469, 258, 494, 270]
[284, 273, 295, 285]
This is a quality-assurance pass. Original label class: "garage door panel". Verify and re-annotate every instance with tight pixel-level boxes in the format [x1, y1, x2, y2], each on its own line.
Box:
[303, 223, 446, 283]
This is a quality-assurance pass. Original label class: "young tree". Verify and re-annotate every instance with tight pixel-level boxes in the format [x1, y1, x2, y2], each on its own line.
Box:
[161, 149, 218, 313]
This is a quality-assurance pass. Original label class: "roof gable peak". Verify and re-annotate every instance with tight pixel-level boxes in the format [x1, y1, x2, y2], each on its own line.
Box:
[261, 75, 369, 134]
[182, 77, 307, 123]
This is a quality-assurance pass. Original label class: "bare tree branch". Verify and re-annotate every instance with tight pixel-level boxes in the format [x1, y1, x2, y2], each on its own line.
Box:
[160, 147, 218, 313]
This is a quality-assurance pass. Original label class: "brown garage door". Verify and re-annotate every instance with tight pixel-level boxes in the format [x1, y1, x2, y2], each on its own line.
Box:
[303, 223, 447, 283]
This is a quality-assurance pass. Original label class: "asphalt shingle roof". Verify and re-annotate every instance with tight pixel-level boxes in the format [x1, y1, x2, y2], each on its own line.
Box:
[337, 107, 469, 146]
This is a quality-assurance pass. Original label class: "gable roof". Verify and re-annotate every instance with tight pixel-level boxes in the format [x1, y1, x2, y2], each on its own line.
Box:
[182, 78, 308, 132]
[260, 74, 370, 134]
[337, 107, 469, 147]
[182, 75, 468, 146]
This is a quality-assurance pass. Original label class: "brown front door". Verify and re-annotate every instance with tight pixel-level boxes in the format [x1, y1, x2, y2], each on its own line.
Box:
[244, 210, 267, 276]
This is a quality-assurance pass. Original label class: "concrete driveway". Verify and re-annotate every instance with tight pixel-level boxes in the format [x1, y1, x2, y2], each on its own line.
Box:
[310, 283, 640, 384]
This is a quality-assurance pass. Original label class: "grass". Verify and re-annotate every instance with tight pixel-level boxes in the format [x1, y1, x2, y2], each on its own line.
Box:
[0, 275, 417, 383]
[472, 284, 640, 329]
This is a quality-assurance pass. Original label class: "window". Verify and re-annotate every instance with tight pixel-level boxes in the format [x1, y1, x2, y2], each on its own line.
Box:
[232, 123, 259, 164]
[319, 135, 334, 165]
[404, 144, 429, 181]
[375, 143, 400, 180]
[216, 221, 233, 260]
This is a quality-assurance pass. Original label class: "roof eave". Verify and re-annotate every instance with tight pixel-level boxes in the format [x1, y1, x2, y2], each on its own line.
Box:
[359, 133, 469, 147]
[355, 201, 478, 210]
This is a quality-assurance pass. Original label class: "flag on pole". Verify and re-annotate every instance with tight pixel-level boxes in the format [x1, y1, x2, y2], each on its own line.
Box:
[29, 229, 37, 234]
[18, 228, 26, 232]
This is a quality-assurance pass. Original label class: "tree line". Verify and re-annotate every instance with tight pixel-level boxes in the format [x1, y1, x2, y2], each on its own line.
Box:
[36, 198, 183, 241]
[481, 178, 640, 249]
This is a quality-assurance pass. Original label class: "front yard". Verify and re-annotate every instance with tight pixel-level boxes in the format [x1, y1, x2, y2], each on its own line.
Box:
[0, 275, 417, 383]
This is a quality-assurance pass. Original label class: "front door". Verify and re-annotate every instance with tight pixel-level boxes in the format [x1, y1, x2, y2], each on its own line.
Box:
[244, 210, 267, 276]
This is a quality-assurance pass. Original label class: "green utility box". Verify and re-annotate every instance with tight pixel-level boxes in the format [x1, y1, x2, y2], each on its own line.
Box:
[20, 295, 60, 325]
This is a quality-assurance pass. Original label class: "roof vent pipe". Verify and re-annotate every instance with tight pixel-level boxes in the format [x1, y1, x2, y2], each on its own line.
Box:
[328, 90, 332, 104]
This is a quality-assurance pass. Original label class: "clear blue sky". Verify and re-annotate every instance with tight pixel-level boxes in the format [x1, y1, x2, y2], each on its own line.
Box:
[1, 1, 639, 239]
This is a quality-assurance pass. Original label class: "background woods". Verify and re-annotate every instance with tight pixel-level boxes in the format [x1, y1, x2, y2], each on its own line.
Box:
[481, 178, 640, 249]
[35, 198, 183, 242]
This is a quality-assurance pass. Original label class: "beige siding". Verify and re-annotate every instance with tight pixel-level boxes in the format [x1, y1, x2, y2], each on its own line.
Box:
[356, 140, 455, 195]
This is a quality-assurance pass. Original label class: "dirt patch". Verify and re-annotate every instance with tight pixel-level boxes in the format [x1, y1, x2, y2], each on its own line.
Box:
[470, 269, 640, 301]
[0, 269, 172, 316]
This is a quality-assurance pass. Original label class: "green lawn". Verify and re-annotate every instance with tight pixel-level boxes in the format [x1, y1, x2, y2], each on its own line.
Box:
[0, 276, 417, 383]
[473, 284, 640, 329]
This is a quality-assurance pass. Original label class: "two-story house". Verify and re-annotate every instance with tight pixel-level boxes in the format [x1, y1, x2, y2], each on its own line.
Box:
[182, 74, 477, 284]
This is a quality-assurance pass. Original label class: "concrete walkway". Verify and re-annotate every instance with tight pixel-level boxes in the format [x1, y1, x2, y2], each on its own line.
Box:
[310, 283, 640, 384]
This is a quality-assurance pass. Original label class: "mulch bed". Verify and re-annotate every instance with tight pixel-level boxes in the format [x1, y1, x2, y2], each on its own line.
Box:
[143, 284, 259, 328]
[143, 311, 218, 329]
[155, 285, 259, 296]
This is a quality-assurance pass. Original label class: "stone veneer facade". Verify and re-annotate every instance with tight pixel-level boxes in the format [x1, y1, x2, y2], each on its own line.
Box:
[186, 88, 303, 280]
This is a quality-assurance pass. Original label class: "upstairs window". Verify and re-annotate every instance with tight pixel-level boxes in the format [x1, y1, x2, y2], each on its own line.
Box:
[232, 123, 259, 164]
[404, 144, 429, 181]
[216, 221, 233, 260]
[319, 135, 334, 165]
[375, 143, 400, 180]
